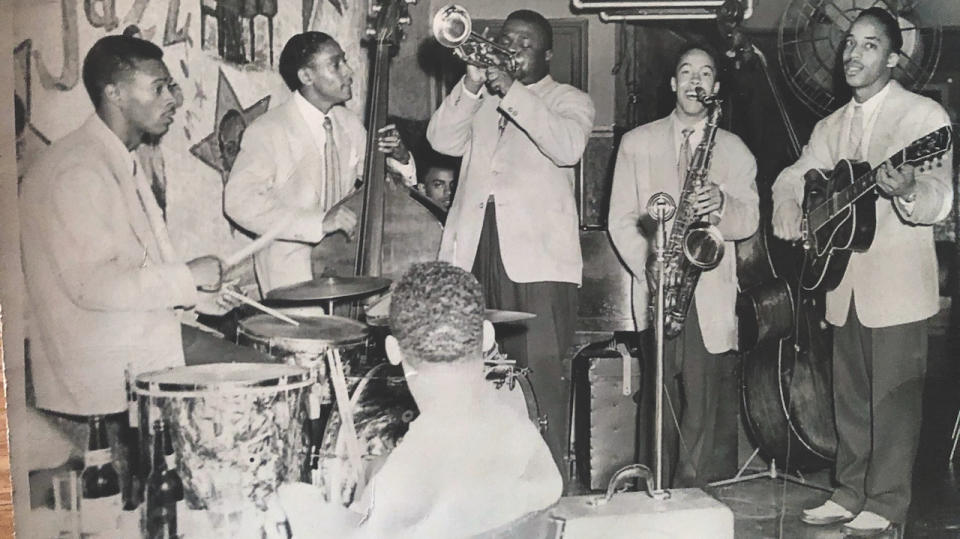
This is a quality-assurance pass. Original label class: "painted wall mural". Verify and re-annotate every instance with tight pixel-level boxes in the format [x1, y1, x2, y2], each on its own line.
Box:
[12, 0, 369, 287]
[189, 68, 270, 180]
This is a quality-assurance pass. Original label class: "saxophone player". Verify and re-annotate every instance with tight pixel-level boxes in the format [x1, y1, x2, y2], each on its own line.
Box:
[608, 43, 759, 487]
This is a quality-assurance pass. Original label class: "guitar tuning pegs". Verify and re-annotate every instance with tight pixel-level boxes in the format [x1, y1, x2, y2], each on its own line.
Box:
[370, 3, 382, 13]
[365, 27, 378, 38]
[399, 15, 411, 25]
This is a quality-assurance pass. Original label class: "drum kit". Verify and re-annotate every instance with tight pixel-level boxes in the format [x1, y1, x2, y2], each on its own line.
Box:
[134, 275, 539, 537]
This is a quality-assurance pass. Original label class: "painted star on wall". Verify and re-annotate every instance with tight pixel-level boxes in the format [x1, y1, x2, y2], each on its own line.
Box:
[189, 68, 270, 177]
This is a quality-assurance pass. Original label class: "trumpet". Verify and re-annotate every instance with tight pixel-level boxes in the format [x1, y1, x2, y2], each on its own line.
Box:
[432, 4, 518, 73]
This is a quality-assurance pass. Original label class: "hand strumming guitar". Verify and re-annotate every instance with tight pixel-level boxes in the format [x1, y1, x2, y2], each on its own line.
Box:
[773, 200, 802, 241]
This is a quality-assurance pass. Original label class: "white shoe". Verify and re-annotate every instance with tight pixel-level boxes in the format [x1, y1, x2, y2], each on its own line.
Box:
[842, 511, 892, 537]
[801, 500, 855, 525]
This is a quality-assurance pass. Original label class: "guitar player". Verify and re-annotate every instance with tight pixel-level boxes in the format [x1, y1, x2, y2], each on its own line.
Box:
[771, 7, 953, 536]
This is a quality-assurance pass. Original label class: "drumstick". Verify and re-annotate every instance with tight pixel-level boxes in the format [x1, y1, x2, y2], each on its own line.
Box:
[327, 349, 364, 475]
[222, 289, 300, 327]
[223, 212, 297, 269]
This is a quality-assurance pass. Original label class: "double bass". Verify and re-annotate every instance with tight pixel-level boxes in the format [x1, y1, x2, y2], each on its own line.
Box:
[313, 0, 443, 281]
[733, 42, 837, 472]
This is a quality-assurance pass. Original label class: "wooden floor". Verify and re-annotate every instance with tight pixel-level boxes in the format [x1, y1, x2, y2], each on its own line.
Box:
[0, 336, 14, 538]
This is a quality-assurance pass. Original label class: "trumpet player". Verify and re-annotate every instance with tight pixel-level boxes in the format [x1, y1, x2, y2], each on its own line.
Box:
[426, 8, 595, 488]
[608, 43, 758, 488]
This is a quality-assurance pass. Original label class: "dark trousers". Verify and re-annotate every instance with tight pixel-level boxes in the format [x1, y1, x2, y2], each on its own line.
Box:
[830, 300, 926, 523]
[472, 202, 579, 486]
[639, 300, 738, 488]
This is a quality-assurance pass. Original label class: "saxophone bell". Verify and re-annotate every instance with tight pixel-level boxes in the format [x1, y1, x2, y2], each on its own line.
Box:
[683, 222, 725, 269]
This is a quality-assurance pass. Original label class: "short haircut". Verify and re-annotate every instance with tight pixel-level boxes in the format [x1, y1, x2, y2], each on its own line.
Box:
[421, 152, 460, 182]
[82, 35, 164, 109]
[278, 31, 337, 91]
[389, 262, 484, 364]
[505, 9, 553, 50]
[855, 7, 903, 54]
[673, 42, 720, 79]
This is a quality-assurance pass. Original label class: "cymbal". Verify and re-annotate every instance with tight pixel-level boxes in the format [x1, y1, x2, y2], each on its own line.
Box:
[266, 276, 392, 302]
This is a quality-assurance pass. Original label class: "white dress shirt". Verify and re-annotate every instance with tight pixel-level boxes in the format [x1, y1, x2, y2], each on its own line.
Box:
[293, 92, 417, 189]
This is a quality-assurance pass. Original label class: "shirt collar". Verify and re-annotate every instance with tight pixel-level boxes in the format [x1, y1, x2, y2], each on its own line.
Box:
[526, 74, 555, 95]
[87, 113, 138, 176]
[848, 79, 892, 118]
[293, 90, 333, 126]
[671, 110, 707, 144]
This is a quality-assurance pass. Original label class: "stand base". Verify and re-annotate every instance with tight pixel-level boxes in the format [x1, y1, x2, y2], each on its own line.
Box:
[707, 448, 830, 492]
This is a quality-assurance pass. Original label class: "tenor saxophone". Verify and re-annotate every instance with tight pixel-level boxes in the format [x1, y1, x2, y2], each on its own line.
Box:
[649, 87, 725, 339]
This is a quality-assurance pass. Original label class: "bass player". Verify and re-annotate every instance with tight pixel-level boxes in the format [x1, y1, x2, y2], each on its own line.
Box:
[608, 43, 758, 488]
[771, 7, 953, 536]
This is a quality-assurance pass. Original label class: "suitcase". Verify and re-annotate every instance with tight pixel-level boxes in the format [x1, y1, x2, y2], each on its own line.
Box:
[572, 340, 641, 491]
[476, 464, 735, 539]
[549, 464, 735, 538]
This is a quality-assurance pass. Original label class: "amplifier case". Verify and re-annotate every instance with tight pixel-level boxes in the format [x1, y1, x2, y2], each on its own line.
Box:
[573, 342, 641, 491]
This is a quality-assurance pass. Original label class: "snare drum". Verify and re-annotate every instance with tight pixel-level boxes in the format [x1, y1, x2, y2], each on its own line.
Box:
[237, 307, 371, 396]
[135, 363, 312, 535]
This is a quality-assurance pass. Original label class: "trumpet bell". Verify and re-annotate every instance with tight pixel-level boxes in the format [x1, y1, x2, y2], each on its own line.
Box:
[432, 3, 518, 72]
[433, 4, 472, 49]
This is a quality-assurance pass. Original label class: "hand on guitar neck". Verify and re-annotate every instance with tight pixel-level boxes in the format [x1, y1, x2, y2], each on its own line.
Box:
[779, 125, 952, 292]
[876, 160, 918, 200]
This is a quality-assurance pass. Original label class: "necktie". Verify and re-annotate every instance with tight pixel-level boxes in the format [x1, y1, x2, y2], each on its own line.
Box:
[322, 116, 341, 210]
[498, 113, 508, 136]
[848, 105, 864, 160]
[678, 128, 694, 180]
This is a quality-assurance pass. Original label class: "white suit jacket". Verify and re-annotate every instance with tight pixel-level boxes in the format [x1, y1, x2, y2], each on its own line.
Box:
[225, 98, 366, 294]
[608, 114, 759, 354]
[772, 81, 953, 328]
[20, 115, 197, 415]
[427, 76, 595, 285]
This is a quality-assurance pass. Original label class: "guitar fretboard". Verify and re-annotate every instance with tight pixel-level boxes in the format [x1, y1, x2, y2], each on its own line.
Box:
[807, 125, 951, 232]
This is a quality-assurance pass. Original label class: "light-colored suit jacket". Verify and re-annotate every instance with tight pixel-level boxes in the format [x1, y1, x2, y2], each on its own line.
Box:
[772, 80, 952, 328]
[608, 114, 759, 354]
[225, 98, 366, 294]
[427, 76, 595, 285]
[20, 115, 197, 415]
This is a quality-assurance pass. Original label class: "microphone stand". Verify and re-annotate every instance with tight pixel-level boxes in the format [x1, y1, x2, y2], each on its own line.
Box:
[647, 193, 675, 499]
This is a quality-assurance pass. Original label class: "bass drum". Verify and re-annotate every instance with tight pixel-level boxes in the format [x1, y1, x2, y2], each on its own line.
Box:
[314, 362, 543, 507]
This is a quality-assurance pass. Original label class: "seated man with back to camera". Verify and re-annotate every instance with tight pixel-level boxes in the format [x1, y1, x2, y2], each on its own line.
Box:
[277, 261, 561, 538]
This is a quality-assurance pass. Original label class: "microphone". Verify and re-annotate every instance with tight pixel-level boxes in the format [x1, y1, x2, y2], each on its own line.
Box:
[647, 192, 676, 223]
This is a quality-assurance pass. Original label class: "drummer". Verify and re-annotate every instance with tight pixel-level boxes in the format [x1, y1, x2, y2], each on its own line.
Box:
[19, 35, 269, 483]
[224, 31, 417, 296]
[278, 262, 561, 537]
